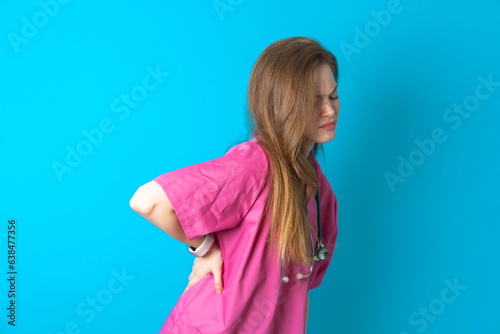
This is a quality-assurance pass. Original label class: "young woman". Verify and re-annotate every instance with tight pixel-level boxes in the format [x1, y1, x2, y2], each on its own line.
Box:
[130, 36, 339, 334]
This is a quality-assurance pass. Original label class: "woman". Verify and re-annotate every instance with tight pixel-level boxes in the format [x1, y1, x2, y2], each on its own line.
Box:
[130, 36, 339, 333]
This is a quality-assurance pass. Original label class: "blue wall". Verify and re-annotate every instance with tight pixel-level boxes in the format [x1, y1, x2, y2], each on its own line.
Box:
[1, 0, 499, 333]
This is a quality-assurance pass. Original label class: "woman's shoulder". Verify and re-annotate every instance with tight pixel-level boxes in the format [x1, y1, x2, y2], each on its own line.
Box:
[225, 136, 265, 154]
[223, 137, 270, 170]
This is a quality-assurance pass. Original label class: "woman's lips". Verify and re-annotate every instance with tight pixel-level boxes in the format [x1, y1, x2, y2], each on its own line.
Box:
[320, 121, 336, 129]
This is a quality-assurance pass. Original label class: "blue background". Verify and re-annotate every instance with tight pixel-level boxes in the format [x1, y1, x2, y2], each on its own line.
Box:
[1, 0, 499, 333]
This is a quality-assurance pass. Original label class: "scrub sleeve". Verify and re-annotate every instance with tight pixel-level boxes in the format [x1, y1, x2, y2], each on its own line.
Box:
[153, 141, 268, 241]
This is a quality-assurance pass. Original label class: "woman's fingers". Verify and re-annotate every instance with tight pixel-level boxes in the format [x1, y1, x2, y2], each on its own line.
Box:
[212, 261, 223, 295]
[183, 241, 224, 296]
[185, 271, 222, 295]
[188, 273, 201, 288]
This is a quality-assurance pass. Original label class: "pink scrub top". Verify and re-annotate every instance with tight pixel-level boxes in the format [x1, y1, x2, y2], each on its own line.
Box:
[153, 137, 338, 334]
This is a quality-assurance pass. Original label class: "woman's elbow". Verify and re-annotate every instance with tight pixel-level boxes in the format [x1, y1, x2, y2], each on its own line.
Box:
[130, 181, 171, 216]
[130, 184, 155, 215]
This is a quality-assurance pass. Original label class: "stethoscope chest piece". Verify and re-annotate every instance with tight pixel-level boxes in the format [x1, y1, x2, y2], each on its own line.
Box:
[315, 242, 329, 262]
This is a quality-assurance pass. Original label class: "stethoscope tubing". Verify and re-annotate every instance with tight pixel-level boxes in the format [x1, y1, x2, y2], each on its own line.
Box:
[281, 186, 324, 283]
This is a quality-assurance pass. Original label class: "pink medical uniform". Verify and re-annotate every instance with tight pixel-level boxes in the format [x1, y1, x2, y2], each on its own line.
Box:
[153, 137, 338, 334]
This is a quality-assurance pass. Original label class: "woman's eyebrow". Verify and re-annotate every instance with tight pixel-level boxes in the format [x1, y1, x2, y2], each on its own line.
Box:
[316, 85, 338, 97]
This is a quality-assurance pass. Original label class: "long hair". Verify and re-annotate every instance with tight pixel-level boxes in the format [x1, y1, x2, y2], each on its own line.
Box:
[246, 37, 339, 269]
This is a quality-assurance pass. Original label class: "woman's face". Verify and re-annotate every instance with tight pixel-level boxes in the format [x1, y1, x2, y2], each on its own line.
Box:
[303, 63, 339, 156]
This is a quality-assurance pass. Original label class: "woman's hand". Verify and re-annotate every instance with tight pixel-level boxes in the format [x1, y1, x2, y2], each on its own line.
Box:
[184, 242, 224, 295]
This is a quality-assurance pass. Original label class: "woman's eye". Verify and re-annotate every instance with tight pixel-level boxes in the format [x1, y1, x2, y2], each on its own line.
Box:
[329, 96, 339, 100]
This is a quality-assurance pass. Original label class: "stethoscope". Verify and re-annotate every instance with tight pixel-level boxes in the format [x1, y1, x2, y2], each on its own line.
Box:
[281, 156, 329, 283]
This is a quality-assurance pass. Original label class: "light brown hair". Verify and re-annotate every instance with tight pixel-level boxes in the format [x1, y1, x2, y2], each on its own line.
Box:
[246, 36, 339, 269]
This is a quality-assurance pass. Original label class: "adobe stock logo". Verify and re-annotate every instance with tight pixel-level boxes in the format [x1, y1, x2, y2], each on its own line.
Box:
[212, 0, 243, 21]
[398, 277, 467, 334]
[7, 0, 71, 54]
[339, 0, 418, 63]
[51, 64, 169, 182]
[384, 74, 499, 192]
[48, 267, 135, 334]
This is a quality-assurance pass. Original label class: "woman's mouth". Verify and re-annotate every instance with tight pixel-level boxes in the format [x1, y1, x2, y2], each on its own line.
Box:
[320, 121, 336, 130]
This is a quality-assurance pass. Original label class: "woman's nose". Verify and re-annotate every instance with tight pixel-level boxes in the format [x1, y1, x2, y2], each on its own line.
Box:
[321, 100, 336, 117]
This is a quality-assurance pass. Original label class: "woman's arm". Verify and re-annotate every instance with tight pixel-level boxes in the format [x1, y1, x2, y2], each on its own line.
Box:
[130, 180, 224, 294]
[130, 181, 205, 248]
